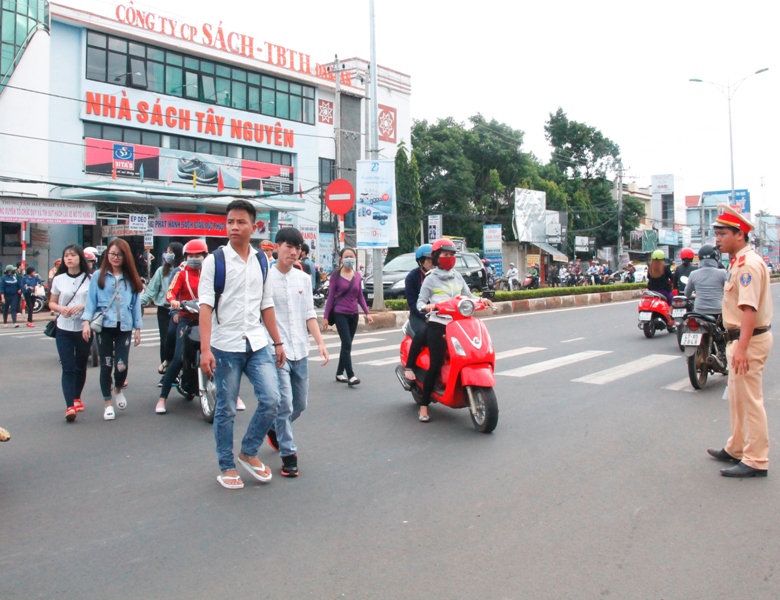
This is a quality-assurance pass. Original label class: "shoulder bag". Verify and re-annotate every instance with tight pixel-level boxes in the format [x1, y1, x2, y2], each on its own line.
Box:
[327, 274, 356, 326]
[90, 284, 121, 334]
[45, 274, 88, 338]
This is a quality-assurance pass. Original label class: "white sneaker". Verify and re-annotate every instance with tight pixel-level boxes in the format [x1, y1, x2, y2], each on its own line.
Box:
[104, 406, 116, 421]
[115, 391, 127, 410]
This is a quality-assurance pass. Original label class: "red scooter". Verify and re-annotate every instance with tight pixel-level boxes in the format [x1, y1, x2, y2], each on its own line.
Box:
[637, 290, 676, 338]
[395, 296, 498, 433]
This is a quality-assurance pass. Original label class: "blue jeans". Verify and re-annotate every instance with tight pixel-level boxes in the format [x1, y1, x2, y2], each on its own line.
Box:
[273, 358, 309, 457]
[97, 326, 132, 400]
[212, 342, 281, 472]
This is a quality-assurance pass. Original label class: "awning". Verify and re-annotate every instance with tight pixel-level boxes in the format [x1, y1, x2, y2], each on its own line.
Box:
[535, 242, 568, 263]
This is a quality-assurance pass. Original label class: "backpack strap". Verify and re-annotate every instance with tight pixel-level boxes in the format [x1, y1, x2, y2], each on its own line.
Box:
[256, 248, 268, 283]
[213, 246, 267, 324]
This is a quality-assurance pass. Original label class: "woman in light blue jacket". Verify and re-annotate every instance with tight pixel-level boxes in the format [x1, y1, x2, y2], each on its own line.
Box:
[82, 239, 144, 421]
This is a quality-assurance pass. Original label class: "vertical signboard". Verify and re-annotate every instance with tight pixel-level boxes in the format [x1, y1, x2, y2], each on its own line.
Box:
[355, 159, 398, 248]
[483, 224, 503, 277]
[318, 232, 336, 273]
[514, 188, 547, 242]
[299, 223, 319, 259]
[428, 215, 442, 242]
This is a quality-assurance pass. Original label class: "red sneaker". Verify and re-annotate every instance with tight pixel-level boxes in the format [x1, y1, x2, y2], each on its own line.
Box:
[26, 323, 35, 328]
[73, 399, 85, 412]
[65, 407, 77, 422]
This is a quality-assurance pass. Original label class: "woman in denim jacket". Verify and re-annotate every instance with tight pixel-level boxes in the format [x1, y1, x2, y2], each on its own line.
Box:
[81, 239, 144, 421]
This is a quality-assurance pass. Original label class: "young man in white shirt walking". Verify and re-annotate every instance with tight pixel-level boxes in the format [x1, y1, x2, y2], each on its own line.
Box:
[199, 200, 287, 490]
[265, 227, 329, 477]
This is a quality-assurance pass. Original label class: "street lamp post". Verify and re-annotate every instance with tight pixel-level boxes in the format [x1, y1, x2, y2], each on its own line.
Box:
[689, 68, 768, 206]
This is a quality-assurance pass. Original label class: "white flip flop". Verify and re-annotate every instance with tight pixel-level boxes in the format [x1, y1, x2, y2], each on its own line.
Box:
[104, 406, 115, 421]
[217, 474, 244, 489]
[237, 456, 272, 482]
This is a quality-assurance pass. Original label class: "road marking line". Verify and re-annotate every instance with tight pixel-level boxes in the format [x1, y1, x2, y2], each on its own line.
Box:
[312, 337, 385, 351]
[561, 337, 584, 343]
[139, 342, 160, 347]
[310, 343, 398, 362]
[664, 377, 694, 392]
[497, 351, 612, 378]
[573, 354, 679, 385]
[495, 347, 546, 360]
[360, 356, 400, 366]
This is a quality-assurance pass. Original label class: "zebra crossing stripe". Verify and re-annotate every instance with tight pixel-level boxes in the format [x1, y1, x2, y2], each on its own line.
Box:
[360, 356, 401, 366]
[495, 347, 546, 360]
[497, 351, 612, 378]
[573, 354, 679, 385]
[663, 377, 695, 392]
[310, 344, 398, 362]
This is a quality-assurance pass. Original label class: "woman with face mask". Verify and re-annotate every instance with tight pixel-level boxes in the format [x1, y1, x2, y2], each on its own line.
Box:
[322, 247, 373, 386]
[140, 243, 184, 375]
[155, 239, 207, 414]
[415, 239, 493, 422]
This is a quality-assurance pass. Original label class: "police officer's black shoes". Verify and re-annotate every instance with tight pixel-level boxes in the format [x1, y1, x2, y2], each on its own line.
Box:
[720, 462, 768, 478]
[707, 448, 740, 462]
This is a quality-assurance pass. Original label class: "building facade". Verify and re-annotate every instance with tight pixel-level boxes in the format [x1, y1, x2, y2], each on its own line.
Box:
[0, 1, 411, 276]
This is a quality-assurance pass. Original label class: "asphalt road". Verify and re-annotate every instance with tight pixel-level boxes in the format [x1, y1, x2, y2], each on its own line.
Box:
[2, 298, 780, 599]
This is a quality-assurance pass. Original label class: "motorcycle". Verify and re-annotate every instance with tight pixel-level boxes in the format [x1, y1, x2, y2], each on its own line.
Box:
[670, 295, 694, 351]
[313, 277, 329, 308]
[637, 290, 675, 338]
[176, 300, 217, 423]
[519, 273, 540, 290]
[395, 296, 498, 433]
[680, 312, 728, 389]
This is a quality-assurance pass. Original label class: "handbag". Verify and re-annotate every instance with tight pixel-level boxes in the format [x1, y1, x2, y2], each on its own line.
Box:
[90, 285, 120, 334]
[34, 283, 45, 296]
[327, 274, 356, 326]
[46, 274, 88, 338]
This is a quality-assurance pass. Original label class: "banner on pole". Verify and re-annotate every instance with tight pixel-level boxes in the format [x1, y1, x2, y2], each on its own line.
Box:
[355, 160, 398, 248]
[483, 224, 503, 277]
[428, 214, 442, 242]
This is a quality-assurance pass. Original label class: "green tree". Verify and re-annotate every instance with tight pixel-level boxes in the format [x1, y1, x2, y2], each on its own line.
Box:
[391, 141, 423, 258]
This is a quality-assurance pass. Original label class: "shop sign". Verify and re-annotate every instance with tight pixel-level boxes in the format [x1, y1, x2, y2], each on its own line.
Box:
[101, 224, 138, 237]
[574, 236, 589, 252]
[483, 224, 503, 277]
[0, 199, 96, 225]
[144, 229, 154, 248]
[113, 4, 354, 87]
[427, 215, 442, 242]
[300, 224, 319, 258]
[129, 214, 149, 231]
[149, 213, 227, 237]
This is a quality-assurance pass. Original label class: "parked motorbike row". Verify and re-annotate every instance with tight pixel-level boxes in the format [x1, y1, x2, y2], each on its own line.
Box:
[637, 289, 728, 390]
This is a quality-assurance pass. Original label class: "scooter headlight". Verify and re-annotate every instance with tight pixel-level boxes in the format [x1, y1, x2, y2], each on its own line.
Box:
[458, 299, 475, 317]
[451, 337, 467, 356]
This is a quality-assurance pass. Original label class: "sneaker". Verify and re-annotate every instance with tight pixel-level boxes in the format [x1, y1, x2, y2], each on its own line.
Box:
[65, 407, 77, 422]
[104, 406, 115, 421]
[26, 323, 35, 328]
[267, 429, 279, 451]
[281, 454, 299, 477]
[348, 376, 361, 386]
[114, 392, 127, 410]
[73, 399, 85, 412]
[335, 374, 348, 383]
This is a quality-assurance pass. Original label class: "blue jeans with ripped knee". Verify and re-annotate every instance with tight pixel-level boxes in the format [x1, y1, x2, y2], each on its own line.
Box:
[97, 326, 132, 400]
[212, 342, 281, 473]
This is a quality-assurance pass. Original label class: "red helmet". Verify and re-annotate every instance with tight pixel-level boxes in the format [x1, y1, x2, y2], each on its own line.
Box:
[680, 248, 695, 260]
[431, 238, 457, 254]
[183, 239, 208, 255]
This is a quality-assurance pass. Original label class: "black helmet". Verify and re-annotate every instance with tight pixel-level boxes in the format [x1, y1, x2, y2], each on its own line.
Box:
[699, 243, 720, 261]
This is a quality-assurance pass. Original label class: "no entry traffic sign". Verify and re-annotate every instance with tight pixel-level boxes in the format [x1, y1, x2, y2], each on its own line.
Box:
[325, 179, 355, 216]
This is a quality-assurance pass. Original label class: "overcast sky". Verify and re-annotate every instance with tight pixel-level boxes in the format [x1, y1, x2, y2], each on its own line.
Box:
[72, 0, 778, 215]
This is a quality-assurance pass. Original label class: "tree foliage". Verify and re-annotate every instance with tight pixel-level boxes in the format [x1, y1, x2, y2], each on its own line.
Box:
[391, 142, 423, 260]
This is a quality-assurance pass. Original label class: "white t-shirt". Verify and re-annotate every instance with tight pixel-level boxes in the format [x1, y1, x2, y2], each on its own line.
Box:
[51, 272, 91, 332]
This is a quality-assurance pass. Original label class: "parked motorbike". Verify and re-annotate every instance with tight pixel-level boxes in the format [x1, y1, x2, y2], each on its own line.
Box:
[313, 277, 329, 308]
[176, 300, 217, 423]
[671, 295, 694, 351]
[637, 290, 675, 338]
[519, 273, 540, 290]
[395, 296, 498, 433]
[680, 312, 728, 389]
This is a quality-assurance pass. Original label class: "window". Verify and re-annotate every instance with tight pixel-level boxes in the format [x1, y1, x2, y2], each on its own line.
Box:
[84, 29, 316, 124]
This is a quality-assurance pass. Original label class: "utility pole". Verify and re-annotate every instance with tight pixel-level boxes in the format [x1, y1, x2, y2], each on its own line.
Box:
[333, 55, 344, 250]
[616, 162, 623, 268]
[369, 0, 385, 310]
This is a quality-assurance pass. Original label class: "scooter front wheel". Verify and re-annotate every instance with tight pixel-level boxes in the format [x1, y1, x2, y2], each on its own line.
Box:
[200, 373, 216, 423]
[467, 386, 498, 433]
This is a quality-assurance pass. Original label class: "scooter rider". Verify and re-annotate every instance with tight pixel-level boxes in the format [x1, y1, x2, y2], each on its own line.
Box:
[155, 239, 208, 414]
[505, 263, 518, 290]
[416, 239, 494, 422]
[647, 249, 674, 304]
[685, 244, 727, 317]
[673, 248, 697, 294]
[403, 244, 433, 381]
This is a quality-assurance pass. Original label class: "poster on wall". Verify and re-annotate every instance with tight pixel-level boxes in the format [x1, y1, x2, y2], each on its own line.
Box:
[299, 223, 319, 257]
[483, 224, 503, 277]
[318, 232, 336, 273]
[159, 149, 241, 188]
[355, 159, 398, 248]
[514, 188, 547, 242]
[86, 139, 159, 179]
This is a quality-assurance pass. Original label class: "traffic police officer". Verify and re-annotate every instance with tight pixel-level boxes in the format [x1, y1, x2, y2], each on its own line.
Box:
[707, 204, 773, 477]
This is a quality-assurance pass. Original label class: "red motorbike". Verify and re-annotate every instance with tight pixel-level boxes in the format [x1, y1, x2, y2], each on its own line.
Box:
[395, 296, 498, 433]
[637, 290, 676, 338]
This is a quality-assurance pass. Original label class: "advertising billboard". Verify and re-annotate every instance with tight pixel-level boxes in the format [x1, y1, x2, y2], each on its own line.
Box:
[483, 224, 503, 277]
[0, 200, 97, 225]
[514, 188, 546, 242]
[355, 159, 398, 248]
[701, 189, 751, 214]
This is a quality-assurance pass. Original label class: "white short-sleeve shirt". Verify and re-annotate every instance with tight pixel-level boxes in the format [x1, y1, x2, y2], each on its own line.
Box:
[51, 272, 91, 332]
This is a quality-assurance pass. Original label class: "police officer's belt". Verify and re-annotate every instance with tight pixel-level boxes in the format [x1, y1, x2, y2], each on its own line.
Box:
[724, 326, 771, 343]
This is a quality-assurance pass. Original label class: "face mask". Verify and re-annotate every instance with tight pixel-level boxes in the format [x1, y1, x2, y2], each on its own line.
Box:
[342, 258, 356, 269]
[187, 258, 203, 269]
[163, 253, 175, 264]
[438, 256, 456, 271]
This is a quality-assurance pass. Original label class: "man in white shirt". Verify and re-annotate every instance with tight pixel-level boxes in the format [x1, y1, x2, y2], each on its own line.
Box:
[199, 200, 287, 490]
[265, 227, 329, 477]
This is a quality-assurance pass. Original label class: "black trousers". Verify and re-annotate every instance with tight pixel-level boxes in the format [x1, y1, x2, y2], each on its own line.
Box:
[421, 322, 448, 406]
[55, 327, 91, 408]
[163, 312, 178, 363]
[333, 312, 359, 378]
[97, 326, 132, 399]
[156, 306, 171, 363]
[24, 293, 34, 322]
[405, 313, 428, 371]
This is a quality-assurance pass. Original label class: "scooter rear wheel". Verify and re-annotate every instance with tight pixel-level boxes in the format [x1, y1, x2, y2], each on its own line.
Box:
[467, 386, 498, 433]
[200, 373, 216, 423]
[643, 322, 655, 338]
[687, 345, 709, 390]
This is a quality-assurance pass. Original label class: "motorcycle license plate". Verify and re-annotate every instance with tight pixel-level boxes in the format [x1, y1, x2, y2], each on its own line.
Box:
[672, 309, 686, 318]
[367, 293, 374, 299]
[638, 312, 652, 321]
[681, 333, 703, 346]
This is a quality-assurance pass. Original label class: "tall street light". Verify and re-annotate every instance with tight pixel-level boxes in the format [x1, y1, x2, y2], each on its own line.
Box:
[689, 68, 769, 206]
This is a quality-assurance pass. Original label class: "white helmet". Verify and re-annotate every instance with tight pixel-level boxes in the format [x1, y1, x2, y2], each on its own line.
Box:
[84, 246, 99, 258]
